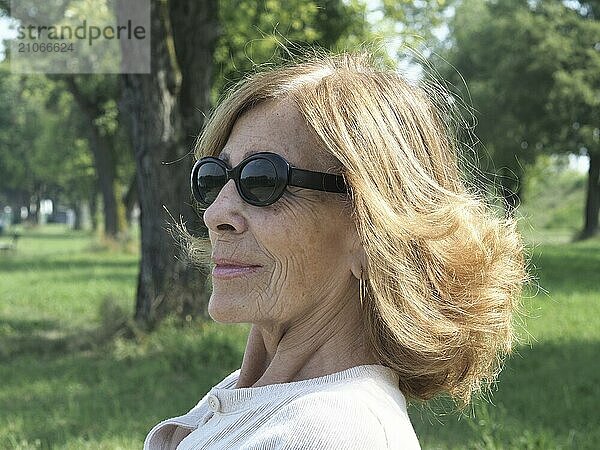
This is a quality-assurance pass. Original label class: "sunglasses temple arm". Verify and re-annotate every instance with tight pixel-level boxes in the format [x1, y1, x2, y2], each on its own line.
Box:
[289, 168, 348, 193]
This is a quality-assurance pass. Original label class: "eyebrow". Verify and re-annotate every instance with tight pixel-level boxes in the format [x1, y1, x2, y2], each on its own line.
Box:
[218, 150, 257, 165]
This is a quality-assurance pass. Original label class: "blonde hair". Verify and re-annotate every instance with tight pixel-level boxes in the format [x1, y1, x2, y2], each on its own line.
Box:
[178, 48, 530, 405]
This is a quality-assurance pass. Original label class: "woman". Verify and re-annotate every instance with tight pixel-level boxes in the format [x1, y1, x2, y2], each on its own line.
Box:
[144, 50, 528, 449]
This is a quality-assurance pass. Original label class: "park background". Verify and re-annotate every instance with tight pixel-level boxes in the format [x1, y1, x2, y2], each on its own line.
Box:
[0, 0, 599, 449]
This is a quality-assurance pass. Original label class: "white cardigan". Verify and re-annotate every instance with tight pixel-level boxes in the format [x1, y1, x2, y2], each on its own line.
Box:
[144, 364, 421, 449]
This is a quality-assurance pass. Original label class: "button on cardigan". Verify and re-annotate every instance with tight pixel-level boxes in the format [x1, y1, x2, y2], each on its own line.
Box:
[144, 364, 421, 449]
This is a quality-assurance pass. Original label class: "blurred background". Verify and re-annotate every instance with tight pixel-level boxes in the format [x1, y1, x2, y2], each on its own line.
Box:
[0, 0, 598, 449]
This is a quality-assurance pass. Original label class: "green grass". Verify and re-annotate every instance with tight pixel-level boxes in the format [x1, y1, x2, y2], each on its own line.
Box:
[0, 225, 137, 330]
[516, 159, 588, 245]
[1, 223, 599, 449]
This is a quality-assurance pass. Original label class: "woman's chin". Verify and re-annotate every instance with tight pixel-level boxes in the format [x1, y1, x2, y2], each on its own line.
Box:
[208, 294, 250, 323]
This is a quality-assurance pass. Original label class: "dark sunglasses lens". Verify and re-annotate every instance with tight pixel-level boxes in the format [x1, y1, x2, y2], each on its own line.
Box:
[195, 162, 226, 205]
[240, 158, 278, 204]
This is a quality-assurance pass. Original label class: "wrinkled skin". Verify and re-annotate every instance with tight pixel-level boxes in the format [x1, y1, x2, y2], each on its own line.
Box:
[203, 97, 378, 388]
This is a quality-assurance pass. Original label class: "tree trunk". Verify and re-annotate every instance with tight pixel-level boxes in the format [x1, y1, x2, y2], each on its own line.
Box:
[72, 200, 83, 230]
[581, 149, 600, 239]
[29, 188, 41, 225]
[9, 202, 21, 225]
[90, 186, 98, 231]
[119, 0, 218, 326]
[8, 189, 25, 225]
[123, 173, 138, 227]
[89, 125, 119, 237]
[168, 0, 219, 152]
[64, 76, 120, 238]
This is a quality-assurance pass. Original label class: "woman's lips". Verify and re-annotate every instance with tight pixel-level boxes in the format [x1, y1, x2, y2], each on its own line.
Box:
[212, 264, 262, 279]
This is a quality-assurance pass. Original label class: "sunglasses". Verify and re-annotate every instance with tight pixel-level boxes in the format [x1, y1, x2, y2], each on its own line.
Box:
[191, 151, 348, 207]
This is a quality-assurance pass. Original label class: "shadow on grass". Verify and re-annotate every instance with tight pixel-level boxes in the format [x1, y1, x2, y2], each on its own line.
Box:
[0, 318, 65, 360]
[0, 317, 125, 362]
[13, 230, 93, 240]
[0, 256, 137, 273]
[0, 317, 58, 333]
[32, 271, 139, 286]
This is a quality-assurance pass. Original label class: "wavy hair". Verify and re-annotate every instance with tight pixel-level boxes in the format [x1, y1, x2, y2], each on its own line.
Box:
[177, 48, 531, 405]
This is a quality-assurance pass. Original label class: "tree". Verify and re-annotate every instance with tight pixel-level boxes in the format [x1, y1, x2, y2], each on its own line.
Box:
[60, 75, 124, 237]
[540, 0, 600, 238]
[440, 0, 600, 236]
[119, 0, 219, 325]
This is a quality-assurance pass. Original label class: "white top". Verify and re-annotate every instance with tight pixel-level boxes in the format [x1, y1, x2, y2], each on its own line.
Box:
[144, 364, 421, 449]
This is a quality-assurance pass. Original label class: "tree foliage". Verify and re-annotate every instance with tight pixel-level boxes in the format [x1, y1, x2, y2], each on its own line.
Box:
[213, 0, 372, 99]
[0, 66, 97, 219]
[439, 0, 600, 232]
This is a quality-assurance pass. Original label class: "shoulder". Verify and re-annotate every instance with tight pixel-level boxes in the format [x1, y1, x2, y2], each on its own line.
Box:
[243, 385, 421, 450]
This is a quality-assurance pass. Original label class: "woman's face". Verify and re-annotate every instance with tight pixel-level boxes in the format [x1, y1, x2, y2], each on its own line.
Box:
[203, 97, 362, 330]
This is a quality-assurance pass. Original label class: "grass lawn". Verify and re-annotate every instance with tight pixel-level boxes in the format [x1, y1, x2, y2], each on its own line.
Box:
[0, 224, 598, 449]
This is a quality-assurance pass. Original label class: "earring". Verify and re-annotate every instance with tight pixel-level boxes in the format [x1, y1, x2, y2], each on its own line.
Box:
[359, 267, 365, 308]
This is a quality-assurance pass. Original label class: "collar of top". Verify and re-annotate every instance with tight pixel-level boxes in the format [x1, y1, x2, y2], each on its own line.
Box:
[206, 364, 399, 414]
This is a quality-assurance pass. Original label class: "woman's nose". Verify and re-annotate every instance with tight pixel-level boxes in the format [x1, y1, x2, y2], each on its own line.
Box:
[203, 179, 247, 233]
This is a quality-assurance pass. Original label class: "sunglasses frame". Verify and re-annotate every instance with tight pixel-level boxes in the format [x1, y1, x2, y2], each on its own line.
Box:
[191, 151, 349, 207]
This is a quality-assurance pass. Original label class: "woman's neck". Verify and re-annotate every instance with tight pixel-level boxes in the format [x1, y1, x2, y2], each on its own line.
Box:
[234, 304, 378, 389]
